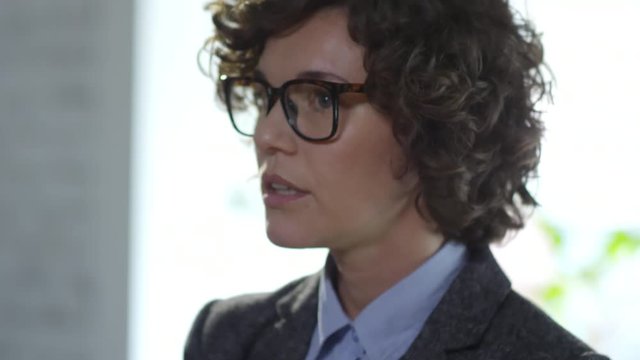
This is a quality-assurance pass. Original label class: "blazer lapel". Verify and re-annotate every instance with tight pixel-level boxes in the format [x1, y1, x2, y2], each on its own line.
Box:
[246, 246, 509, 360]
[247, 273, 321, 360]
[401, 246, 511, 359]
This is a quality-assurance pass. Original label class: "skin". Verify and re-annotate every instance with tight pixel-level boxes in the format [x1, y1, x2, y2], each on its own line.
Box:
[254, 6, 444, 318]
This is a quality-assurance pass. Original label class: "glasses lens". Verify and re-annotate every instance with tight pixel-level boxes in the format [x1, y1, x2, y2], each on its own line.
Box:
[227, 79, 268, 136]
[284, 83, 334, 139]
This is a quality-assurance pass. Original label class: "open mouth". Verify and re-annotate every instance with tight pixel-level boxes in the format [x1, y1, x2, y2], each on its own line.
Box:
[269, 182, 302, 196]
[261, 174, 310, 206]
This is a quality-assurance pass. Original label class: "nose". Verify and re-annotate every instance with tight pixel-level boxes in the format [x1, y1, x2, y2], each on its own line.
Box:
[253, 98, 297, 155]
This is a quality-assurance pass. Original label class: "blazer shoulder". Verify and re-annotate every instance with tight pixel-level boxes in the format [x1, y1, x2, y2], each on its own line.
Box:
[184, 274, 316, 360]
[482, 290, 609, 360]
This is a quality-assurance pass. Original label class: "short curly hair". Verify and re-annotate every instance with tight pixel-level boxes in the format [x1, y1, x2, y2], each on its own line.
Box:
[204, 0, 550, 246]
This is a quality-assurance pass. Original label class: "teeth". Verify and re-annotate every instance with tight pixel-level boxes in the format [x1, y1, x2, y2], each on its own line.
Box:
[272, 183, 290, 190]
[271, 183, 298, 195]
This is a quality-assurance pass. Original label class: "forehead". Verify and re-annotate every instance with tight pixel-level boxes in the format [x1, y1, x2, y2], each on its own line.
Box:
[256, 6, 367, 84]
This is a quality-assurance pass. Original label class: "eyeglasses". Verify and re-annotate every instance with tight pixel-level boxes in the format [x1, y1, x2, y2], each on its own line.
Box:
[221, 75, 366, 141]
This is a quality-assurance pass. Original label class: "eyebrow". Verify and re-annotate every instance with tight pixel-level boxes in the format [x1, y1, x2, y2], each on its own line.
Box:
[254, 69, 268, 82]
[296, 70, 350, 83]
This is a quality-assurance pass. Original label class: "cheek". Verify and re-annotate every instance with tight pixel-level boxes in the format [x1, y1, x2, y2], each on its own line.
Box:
[311, 125, 411, 214]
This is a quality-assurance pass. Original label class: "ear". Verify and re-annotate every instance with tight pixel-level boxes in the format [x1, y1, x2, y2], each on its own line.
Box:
[390, 147, 417, 187]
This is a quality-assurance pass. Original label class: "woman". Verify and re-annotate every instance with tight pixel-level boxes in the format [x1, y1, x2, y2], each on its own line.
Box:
[186, 0, 609, 359]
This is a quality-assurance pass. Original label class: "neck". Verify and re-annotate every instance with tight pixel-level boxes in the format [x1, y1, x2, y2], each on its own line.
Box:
[330, 210, 444, 319]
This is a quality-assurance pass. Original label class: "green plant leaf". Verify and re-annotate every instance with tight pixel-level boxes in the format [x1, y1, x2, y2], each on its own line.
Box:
[578, 264, 601, 285]
[542, 283, 566, 303]
[538, 220, 565, 251]
[605, 231, 640, 260]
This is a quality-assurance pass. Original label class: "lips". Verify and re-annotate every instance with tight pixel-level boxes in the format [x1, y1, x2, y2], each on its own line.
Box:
[261, 174, 309, 207]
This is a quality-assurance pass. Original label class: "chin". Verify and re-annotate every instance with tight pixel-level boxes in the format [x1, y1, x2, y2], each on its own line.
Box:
[265, 224, 323, 249]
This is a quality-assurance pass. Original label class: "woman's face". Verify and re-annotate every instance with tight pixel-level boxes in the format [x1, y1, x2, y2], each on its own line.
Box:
[255, 6, 420, 251]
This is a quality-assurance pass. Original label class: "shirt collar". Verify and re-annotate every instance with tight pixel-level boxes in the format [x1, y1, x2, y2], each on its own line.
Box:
[316, 260, 351, 344]
[316, 241, 468, 360]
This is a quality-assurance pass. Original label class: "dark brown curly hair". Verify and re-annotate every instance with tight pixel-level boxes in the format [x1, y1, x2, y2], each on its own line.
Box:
[204, 0, 550, 246]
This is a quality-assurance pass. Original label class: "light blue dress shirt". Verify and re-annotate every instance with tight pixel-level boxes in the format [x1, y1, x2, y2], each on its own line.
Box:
[304, 241, 467, 360]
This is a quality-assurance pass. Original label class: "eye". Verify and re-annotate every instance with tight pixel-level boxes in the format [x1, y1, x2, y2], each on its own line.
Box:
[314, 90, 332, 110]
[286, 96, 299, 118]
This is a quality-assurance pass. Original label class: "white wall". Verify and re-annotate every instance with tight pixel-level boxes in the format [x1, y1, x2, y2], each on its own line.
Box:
[0, 0, 132, 358]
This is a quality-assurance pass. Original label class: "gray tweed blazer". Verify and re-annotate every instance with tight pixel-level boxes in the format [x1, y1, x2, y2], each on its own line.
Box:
[184, 246, 609, 360]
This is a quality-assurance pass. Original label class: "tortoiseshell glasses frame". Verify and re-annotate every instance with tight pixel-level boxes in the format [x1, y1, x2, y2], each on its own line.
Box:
[221, 75, 366, 142]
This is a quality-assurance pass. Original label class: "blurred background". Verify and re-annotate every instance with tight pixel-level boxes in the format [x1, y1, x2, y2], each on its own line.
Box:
[1, 0, 638, 359]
